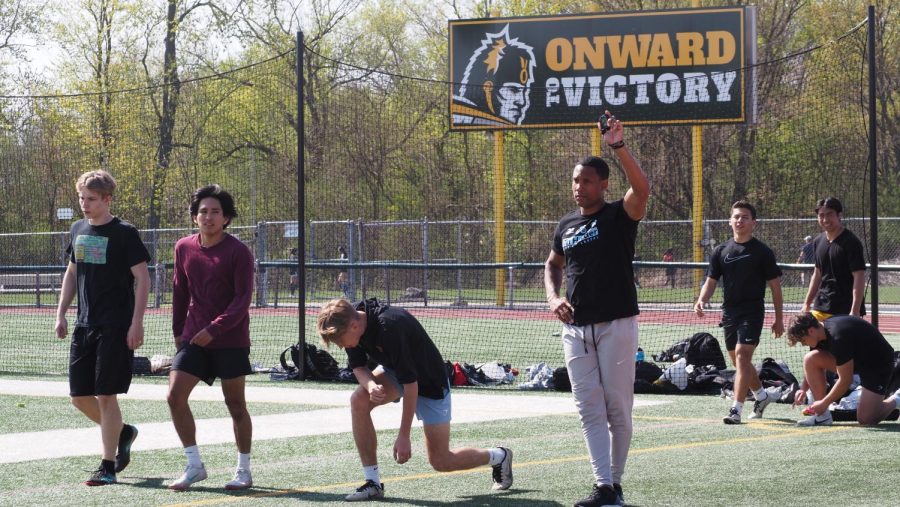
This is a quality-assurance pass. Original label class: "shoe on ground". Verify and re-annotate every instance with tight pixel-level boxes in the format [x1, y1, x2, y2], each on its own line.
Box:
[85, 466, 116, 486]
[168, 464, 208, 491]
[613, 483, 624, 505]
[723, 407, 741, 425]
[345, 479, 384, 501]
[748, 392, 775, 420]
[114, 424, 138, 473]
[797, 412, 833, 427]
[574, 484, 623, 507]
[491, 447, 513, 491]
[225, 468, 252, 490]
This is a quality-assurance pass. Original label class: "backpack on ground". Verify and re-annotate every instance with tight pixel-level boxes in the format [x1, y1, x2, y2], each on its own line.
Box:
[655, 332, 726, 370]
[275, 343, 341, 381]
[757, 357, 799, 388]
[683, 332, 727, 370]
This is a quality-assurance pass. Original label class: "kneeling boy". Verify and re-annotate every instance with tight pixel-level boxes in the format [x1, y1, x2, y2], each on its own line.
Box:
[317, 298, 513, 501]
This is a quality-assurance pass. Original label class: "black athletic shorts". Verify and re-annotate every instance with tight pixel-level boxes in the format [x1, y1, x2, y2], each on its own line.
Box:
[720, 314, 764, 351]
[858, 363, 894, 396]
[69, 326, 134, 396]
[172, 343, 252, 386]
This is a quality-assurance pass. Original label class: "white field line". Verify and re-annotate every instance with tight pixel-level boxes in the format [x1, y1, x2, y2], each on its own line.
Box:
[0, 379, 665, 464]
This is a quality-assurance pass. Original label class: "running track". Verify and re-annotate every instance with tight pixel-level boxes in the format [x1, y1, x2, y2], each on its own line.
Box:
[5, 305, 900, 333]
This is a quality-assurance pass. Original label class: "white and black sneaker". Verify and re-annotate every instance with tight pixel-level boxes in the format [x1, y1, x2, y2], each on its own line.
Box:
[345, 480, 384, 502]
[749, 392, 775, 420]
[797, 412, 833, 427]
[491, 447, 513, 491]
[723, 407, 741, 425]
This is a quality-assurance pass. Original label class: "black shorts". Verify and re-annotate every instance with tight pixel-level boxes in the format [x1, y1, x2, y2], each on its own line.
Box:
[858, 363, 894, 396]
[721, 314, 764, 351]
[69, 326, 134, 396]
[172, 343, 252, 386]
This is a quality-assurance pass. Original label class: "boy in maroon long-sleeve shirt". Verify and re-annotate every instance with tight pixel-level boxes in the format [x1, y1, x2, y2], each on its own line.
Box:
[167, 185, 255, 491]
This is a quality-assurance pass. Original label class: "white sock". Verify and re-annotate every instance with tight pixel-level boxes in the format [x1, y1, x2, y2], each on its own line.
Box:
[363, 464, 380, 484]
[732, 401, 743, 413]
[817, 411, 832, 421]
[488, 447, 506, 466]
[238, 452, 251, 470]
[184, 445, 202, 468]
[895, 396, 900, 410]
[752, 387, 767, 400]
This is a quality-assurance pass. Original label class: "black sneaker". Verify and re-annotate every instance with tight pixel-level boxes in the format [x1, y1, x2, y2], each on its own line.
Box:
[613, 483, 624, 505]
[574, 484, 621, 507]
[114, 424, 138, 473]
[85, 465, 116, 486]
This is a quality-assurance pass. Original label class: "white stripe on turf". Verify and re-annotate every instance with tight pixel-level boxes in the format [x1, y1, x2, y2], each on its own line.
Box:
[0, 379, 665, 464]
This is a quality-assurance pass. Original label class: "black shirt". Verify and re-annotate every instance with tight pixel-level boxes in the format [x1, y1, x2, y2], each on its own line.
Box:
[818, 316, 893, 375]
[346, 299, 448, 400]
[707, 237, 781, 317]
[551, 199, 640, 326]
[813, 228, 866, 315]
[66, 217, 151, 328]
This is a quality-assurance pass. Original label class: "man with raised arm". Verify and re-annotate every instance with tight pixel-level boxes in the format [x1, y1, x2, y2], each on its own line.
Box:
[544, 111, 650, 507]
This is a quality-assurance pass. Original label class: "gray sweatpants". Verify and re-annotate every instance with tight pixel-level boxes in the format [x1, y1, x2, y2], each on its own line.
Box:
[562, 316, 638, 486]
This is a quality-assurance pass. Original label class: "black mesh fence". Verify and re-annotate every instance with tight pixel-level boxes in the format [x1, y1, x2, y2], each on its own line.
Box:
[0, 19, 897, 383]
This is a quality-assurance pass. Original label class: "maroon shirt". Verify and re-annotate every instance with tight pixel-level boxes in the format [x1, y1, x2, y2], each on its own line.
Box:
[172, 233, 254, 348]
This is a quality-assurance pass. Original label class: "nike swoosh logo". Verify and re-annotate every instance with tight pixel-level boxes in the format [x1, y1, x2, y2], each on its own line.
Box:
[723, 254, 751, 264]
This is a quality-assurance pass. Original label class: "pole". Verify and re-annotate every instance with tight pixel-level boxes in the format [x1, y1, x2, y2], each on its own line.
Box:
[867, 6, 878, 327]
[296, 31, 306, 378]
[692, 125, 703, 290]
[493, 131, 506, 306]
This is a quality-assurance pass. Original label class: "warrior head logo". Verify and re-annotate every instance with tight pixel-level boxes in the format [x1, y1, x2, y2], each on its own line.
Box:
[453, 25, 536, 126]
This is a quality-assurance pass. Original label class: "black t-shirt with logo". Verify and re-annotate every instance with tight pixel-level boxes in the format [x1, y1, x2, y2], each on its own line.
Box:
[551, 199, 640, 326]
[66, 217, 151, 328]
[707, 237, 782, 318]
[818, 315, 893, 376]
[813, 228, 866, 315]
[346, 299, 448, 400]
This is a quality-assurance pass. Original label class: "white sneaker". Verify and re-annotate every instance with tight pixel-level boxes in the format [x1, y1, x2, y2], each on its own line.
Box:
[225, 468, 252, 490]
[168, 464, 208, 491]
[797, 412, 833, 427]
[491, 447, 513, 491]
[345, 480, 384, 501]
[748, 392, 775, 419]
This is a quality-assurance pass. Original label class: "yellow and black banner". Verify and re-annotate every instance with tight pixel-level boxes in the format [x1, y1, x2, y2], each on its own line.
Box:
[449, 6, 756, 130]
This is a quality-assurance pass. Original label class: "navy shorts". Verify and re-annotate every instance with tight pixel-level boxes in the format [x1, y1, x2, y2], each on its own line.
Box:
[721, 314, 764, 351]
[858, 363, 894, 396]
[172, 343, 253, 386]
[69, 326, 133, 396]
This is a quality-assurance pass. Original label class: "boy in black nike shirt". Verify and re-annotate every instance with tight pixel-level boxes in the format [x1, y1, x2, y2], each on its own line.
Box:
[788, 313, 900, 426]
[695, 200, 784, 424]
[317, 298, 512, 501]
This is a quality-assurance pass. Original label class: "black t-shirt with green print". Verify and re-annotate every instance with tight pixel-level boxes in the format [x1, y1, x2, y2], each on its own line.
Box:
[66, 217, 151, 328]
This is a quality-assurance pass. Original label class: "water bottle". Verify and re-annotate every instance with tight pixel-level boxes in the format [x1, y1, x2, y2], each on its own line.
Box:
[635, 348, 645, 362]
